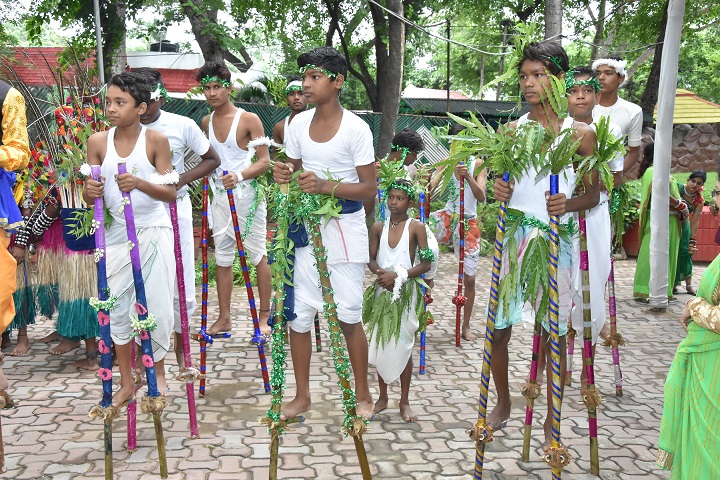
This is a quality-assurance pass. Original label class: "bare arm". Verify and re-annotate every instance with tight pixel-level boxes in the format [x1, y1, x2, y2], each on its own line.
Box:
[82, 133, 106, 203]
[297, 163, 377, 201]
[367, 222, 384, 275]
[235, 113, 270, 181]
[622, 146, 639, 173]
[178, 145, 221, 189]
[407, 221, 431, 278]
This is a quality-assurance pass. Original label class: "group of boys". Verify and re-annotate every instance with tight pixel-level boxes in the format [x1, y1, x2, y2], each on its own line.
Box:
[4, 39, 643, 451]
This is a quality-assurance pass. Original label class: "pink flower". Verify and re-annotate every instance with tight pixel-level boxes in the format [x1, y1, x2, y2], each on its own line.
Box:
[97, 368, 112, 381]
[139, 331, 150, 340]
[142, 354, 154, 368]
[98, 340, 110, 355]
[97, 312, 110, 326]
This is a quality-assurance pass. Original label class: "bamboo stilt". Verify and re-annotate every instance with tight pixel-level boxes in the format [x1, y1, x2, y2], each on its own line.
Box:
[605, 259, 624, 396]
[452, 163, 466, 347]
[471, 171, 509, 479]
[522, 320, 543, 461]
[419, 189, 427, 374]
[199, 178, 209, 396]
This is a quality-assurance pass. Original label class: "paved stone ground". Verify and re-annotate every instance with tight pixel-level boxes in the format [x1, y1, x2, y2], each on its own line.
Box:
[1, 252, 690, 479]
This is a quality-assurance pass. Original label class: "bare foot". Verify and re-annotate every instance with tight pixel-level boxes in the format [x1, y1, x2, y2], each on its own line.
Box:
[1, 333, 11, 350]
[373, 397, 388, 414]
[598, 324, 611, 341]
[0, 367, 8, 390]
[112, 385, 135, 409]
[280, 395, 311, 421]
[74, 352, 99, 370]
[355, 399, 375, 420]
[9, 335, 30, 356]
[207, 317, 232, 336]
[462, 328, 477, 342]
[486, 403, 511, 431]
[49, 338, 81, 355]
[400, 401, 418, 423]
[38, 331, 60, 343]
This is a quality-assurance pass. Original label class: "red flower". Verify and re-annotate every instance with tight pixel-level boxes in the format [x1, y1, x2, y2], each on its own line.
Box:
[141, 354, 154, 368]
[97, 368, 112, 381]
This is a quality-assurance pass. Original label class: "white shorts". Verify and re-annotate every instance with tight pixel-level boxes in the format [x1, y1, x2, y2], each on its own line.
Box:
[288, 245, 365, 333]
[211, 182, 267, 267]
[165, 195, 198, 333]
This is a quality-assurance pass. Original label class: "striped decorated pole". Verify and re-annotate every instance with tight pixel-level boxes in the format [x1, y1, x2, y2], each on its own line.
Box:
[88, 165, 115, 479]
[545, 174, 567, 479]
[223, 170, 271, 393]
[521, 318, 543, 461]
[168, 200, 199, 437]
[452, 162, 466, 347]
[419, 189, 427, 374]
[377, 176, 385, 221]
[604, 259, 624, 396]
[117, 162, 168, 477]
[566, 329, 575, 387]
[127, 343, 138, 452]
[470, 171, 510, 479]
[198, 178, 210, 395]
[578, 214, 600, 475]
[314, 314, 322, 352]
[310, 222, 372, 479]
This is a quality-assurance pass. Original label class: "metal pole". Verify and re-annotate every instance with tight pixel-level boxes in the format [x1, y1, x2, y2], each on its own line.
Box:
[93, 0, 105, 84]
[496, 21, 510, 100]
[446, 18, 451, 114]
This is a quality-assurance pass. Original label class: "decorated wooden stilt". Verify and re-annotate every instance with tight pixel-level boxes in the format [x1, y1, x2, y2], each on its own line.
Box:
[521, 319, 543, 461]
[314, 314, 322, 352]
[419, 189, 427, 374]
[578, 214, 601, 475]
[471, 172, 509, 479]
[127, 343, 138, 452]
[198, 178, 209, 396]
[87, 165, 117, 480]
[545, 174, 569, 479]
[452, 162, 466, 347]
[224, 170, 270, 393]
[310, 222, 372, 480]
[118, 162, 168, 478]
[169, 200, 199, 438]
[603, 259, 624, 396]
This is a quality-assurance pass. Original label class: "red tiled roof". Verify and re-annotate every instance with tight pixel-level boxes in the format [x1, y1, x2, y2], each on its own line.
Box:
[402, 86, 470, 100]
[5, 47, 97, 87]
[139, 68, 199, 94]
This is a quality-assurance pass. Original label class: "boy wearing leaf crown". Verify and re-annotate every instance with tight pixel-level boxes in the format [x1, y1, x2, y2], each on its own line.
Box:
[490, 41, 599, 450]
[273, 46, 375, 421]
[366, 178, 431, 423]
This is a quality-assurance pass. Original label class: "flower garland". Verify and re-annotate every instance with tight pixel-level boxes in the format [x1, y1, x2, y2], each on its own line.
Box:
[89, 295, 119, 312]
[565, 70, 601, 93]
[391, 265, 409, 301]
[130, 312, 158, 337]
[299, 64, 338, 79]
[418, 247, 435, 263]
[200, 76, 232, 88]
[284, 80, 303, 96]
[149, 170, 180, 185]
[390, 144, 411, 164]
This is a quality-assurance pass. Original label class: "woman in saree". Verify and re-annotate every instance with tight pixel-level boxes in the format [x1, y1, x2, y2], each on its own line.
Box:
[674, 169, 706, 296]
[632, 142, 687, 301]
[656, 174, 720, 478]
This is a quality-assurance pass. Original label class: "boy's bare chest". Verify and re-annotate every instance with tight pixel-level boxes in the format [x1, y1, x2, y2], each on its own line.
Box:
[309, 119, 340, 143]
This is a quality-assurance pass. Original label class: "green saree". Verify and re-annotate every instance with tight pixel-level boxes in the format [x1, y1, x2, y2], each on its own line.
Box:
[657, 254, 720, 478]
[632, 167, 681, 299]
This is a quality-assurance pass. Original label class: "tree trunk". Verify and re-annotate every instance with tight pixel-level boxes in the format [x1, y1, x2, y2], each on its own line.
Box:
[640, 1, 669, 127]
[544, 0, 562, 42]
[110, 0, 127, 76]
[590, 0, 606, 59]
[181, 0, 224, 64]
[375, 0, 405, 157]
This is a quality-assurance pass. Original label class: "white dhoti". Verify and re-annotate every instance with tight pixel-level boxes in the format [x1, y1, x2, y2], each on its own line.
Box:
[210, 182, 267, 267]
[167, 194, 197, 333]
[106, 226, 175, 361]
[368, 288, 419, 384]
[571, 195, 612, 345]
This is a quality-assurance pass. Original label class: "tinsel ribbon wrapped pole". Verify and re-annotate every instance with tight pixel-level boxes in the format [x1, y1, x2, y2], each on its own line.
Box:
[376, 176, 385, 221]
[578, 214, 601, 475]
[452, 162, 466, 348]
[470, 171, 509, 479]
[566, 330, 575, 387]
[87, 165, 115, 480]
[168, 200, 199, 438]
[521, 317, 543, 461]
[223, 170, 270, 393]
[117, 162, 168, 478]
[198, 178, 209, 396]
[310, 222, 372, 480]
[545, 174, 568, 479]
[418, 189, 427, 375]
[603, 259, 624, 397]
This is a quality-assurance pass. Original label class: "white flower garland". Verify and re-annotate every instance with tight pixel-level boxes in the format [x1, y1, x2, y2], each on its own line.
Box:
[391, 265, 409, 302]
[80, 163, 92, 177]
[246, 136, 273, 162]
[149, 170, 180, 185]
[591, 58, 628, 86]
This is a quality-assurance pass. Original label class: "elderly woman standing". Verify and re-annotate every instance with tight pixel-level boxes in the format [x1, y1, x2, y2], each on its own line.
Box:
[657, 173, 720, 478]
[674, 169, 706, 296]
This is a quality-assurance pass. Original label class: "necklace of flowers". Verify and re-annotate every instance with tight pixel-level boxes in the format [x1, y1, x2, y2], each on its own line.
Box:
[391, 265, 409, 302]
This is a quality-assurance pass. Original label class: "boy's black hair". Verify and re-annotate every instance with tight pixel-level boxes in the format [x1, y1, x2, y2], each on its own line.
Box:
[448, 123, 466, 136]
[133, 67, 163, 88]
[568, 65, 595, 79]
[391, 128, 424, 153]
[298, 47, 348, 79]
[109, 72, 150, 107]
[195, 61, 231, 83]
[520, 41, 569, 76]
